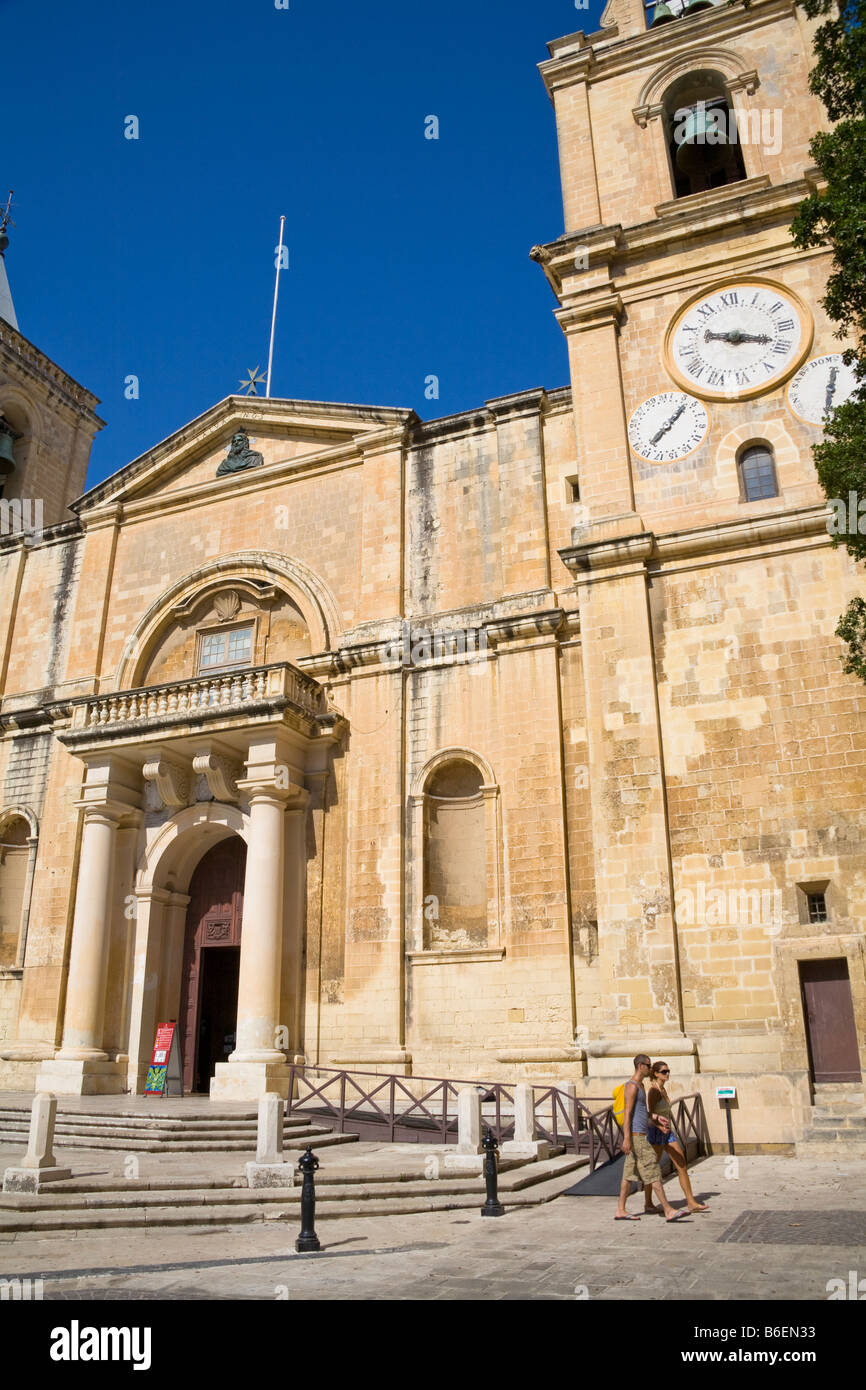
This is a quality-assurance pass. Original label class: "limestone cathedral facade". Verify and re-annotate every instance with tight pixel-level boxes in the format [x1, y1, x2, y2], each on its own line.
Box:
[0, 0, 864, 1147]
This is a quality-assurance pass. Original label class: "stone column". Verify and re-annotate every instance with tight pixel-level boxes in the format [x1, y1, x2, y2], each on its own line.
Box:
[211, 754, 307, 1101]
[233, 787, 288, 1063]
[559, 537, 694, 1080]
[59, 808, 119, 1059]
[37, 802, 128, 1095]
[124, 888, 170, 1095]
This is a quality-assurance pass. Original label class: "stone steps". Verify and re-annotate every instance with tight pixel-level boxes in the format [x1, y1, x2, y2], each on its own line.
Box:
[0, 1105, 356, 1153]
[0, 1153, 587, 1235]
[809, 1114, 866, 1129]
[796, 1085, 866, 1158]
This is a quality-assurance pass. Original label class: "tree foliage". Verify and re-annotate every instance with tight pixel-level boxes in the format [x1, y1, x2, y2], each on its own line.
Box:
[791, 0, 866, 673]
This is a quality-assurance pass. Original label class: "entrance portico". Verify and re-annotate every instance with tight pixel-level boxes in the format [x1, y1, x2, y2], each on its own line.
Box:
[36, 661, 342, 1100]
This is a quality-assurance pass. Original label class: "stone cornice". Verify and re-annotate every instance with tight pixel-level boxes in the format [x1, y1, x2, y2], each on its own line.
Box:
[485, 609, 566, 648]
[75, 395, 419, 515]
[559, 504, 832, 576]
[533, 176, 825, 302]
[540, 0, 799, 95]
[81, 436, 370, 528]
[0, 320, 104, 427]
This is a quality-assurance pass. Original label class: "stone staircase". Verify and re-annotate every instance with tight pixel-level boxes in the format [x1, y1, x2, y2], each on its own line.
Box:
[796, 1083, 866, 1160]
[0, 1152, 587, 1237]
[0, 1100, 358, 1154]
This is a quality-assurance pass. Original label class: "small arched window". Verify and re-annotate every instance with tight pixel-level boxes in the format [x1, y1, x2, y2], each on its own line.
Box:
[738, 443, 779, 502]
[423, 760, 487, 951]
[662, 70, 748, 199]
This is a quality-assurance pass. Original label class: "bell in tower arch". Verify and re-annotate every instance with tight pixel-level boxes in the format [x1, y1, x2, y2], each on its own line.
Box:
[0, 419, 18, 488]
[674, 100, 732, 177]
[663, 72, 748, 198]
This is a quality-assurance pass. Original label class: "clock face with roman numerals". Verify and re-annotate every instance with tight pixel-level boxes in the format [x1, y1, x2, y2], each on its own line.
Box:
[628, 392, 709, 464]
[664, 281, 811, 401]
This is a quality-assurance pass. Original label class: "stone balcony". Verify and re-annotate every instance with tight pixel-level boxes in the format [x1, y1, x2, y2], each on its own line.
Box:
[48, 662, 344, 756]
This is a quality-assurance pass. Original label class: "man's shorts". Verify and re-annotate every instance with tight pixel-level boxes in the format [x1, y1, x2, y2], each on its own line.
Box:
[623, 1131, 661, 1185]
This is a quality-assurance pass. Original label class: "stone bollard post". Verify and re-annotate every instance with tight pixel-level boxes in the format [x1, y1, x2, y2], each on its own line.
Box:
[245, 1092, 295, 1189]
[501, 1083, 551, 1160]
[3, 1093, 72, 1192]
[444, 1085, 485, 1172]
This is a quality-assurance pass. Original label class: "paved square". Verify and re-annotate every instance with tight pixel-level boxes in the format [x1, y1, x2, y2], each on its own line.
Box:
[718, 1210, 866, 1247]
[2, 1154, 865, 1301]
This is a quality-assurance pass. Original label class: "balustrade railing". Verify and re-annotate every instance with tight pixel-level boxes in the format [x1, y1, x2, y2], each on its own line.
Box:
[68, 661, 326, 733]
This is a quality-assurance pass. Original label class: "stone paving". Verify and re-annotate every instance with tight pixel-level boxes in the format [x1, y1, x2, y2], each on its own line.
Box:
[1, 1154, 865, 1300]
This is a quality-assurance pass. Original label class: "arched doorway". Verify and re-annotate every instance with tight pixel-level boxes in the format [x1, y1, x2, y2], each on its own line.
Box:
[177, 838, 246, 1094]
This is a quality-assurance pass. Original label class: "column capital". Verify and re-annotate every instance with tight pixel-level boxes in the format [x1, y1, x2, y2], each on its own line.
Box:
[237, 778, 309, 811]
[73, 798, 136, 828]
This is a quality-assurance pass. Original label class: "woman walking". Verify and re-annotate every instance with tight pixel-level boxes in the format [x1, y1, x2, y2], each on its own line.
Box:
[646, 1061, 709, 1214]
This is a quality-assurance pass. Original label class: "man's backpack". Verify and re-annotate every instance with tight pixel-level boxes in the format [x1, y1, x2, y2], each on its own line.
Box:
[612, 1081, 627, 1127]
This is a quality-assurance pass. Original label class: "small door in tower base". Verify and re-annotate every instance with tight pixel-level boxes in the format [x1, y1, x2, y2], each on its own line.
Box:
[799, 958, 862, 1084]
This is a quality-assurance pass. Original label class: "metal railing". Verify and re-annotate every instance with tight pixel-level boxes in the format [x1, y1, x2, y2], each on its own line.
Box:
[286, 1065, 515, 1145]
[286, 1065, 707, 1171]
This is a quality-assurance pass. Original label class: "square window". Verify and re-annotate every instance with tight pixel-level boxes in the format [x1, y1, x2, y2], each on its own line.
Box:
[227, 628, 252, 663]
[199, 633, 226, 669]
[197, 624, 253, 674]
[797, 881, 831, 926]
[807, 892, 828, 924]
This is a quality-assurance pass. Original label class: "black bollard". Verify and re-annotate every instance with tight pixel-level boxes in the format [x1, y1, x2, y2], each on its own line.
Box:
[295, 1146, 321, 1252]
[480, 1127, 505, 1217]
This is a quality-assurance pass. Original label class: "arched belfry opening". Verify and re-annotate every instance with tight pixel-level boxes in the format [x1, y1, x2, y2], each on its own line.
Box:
[662, 70, 748, 198]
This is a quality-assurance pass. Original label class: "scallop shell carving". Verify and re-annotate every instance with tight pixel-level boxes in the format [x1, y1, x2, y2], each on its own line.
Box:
[214, 590, 241, 622]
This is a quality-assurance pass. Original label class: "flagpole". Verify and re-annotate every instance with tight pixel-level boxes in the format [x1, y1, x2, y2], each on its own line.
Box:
[266, 215, 286, 399]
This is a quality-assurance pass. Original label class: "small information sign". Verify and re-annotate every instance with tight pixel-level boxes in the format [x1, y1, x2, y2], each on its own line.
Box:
[145, 1022, 183, 1097]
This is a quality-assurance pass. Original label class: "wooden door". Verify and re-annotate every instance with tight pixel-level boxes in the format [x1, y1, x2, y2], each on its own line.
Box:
[177, 838, 246, 1094]
[799, 958, 862, 1084]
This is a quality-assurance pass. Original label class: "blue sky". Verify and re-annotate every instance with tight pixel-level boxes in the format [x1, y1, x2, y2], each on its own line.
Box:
[3, 0, 604, 488]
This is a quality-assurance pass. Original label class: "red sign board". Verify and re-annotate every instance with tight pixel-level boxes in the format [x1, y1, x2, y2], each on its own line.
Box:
[145, 1022, 183, 1096]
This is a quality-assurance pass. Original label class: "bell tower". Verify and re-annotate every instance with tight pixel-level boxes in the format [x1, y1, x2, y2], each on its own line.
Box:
[0, 201, 104, 528]
[533, 0, 855, 1088]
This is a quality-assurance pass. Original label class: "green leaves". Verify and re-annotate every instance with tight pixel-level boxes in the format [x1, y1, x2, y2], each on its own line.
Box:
[836, 597, 866, 681]
[794, 2, 866, 676]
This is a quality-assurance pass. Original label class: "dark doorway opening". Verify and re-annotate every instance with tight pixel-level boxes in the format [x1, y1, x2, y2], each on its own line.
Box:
[178, 837, 246, 1094]
[799, 958, 862, 1084]
[195, 946, 240, 1094]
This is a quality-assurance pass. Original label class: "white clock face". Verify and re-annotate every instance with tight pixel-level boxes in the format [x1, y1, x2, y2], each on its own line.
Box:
[786, 354, 860, 426]
[668, 283, 809, 400]
[628, 391, 709, 464]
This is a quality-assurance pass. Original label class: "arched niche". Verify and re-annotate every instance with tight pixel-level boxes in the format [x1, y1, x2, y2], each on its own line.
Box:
[0, 805, 38, 970]
[407, 748, 502, 956]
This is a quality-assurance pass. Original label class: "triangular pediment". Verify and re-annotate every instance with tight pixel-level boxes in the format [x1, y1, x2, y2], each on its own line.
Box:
[75, 395, 417, 513]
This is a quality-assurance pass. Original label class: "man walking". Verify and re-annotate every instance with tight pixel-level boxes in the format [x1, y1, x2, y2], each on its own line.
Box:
[615, 1053, 683, 1222]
